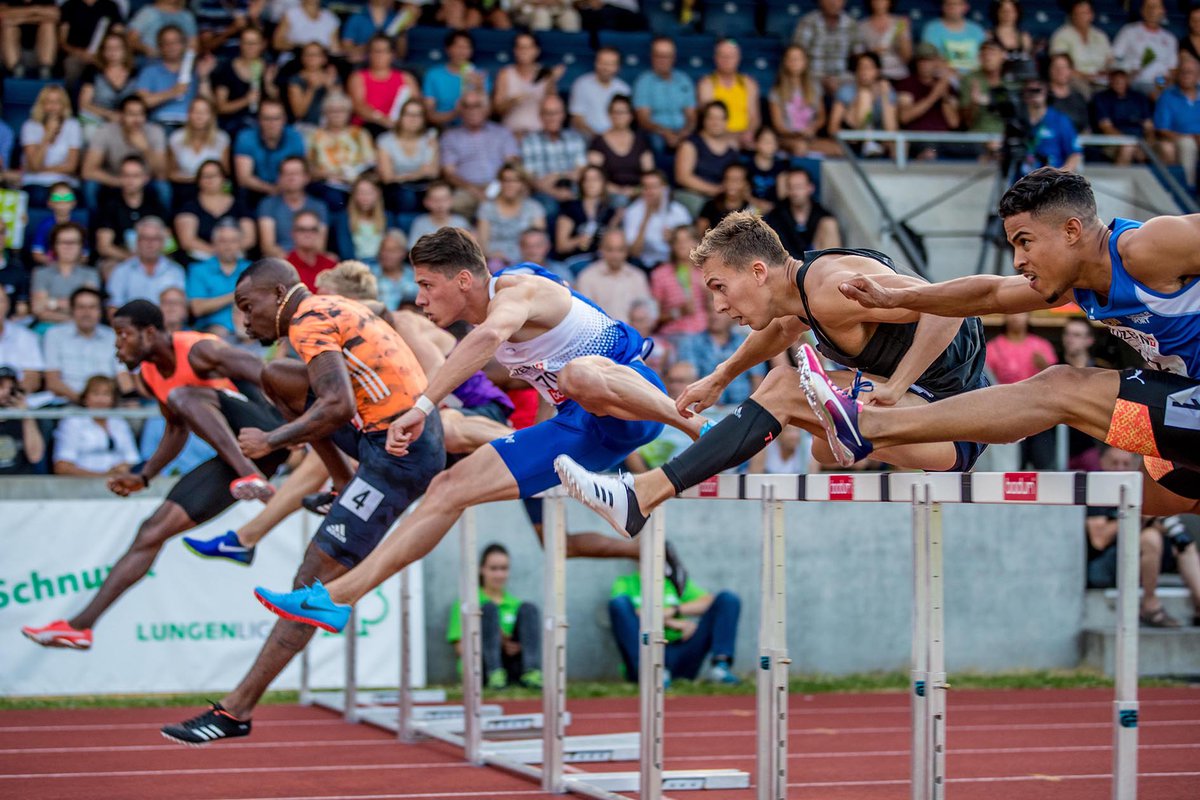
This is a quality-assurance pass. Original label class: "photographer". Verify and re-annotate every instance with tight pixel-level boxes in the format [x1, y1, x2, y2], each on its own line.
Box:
[0, 366, 46, 475]
[995, 66, 1083, 175]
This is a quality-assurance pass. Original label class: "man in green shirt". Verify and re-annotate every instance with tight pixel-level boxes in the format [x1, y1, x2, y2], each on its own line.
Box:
[447, 543, 542, 690]
[608, 565, 741, 686]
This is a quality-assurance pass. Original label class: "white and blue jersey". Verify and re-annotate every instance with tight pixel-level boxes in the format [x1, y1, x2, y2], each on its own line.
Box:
[487, 263, 667, 497]
[1073, 218, 1200, 377]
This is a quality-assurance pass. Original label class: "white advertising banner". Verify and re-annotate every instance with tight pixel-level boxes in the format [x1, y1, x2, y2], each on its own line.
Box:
[0, 499, 425, 696]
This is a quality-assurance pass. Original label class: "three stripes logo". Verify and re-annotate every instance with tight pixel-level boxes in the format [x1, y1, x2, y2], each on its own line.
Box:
[592, 482, 615, 507]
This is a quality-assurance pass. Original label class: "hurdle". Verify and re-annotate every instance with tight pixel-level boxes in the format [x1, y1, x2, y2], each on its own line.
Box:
[299, 469, 1142, 800]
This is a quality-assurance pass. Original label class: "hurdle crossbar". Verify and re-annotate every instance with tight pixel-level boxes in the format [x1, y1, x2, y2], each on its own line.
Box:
[301, 470, 1141, 800]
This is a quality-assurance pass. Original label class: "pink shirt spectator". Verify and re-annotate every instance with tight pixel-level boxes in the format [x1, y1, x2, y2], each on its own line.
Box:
[985, 333, 1058, 385]
[649, 262, 707, 336]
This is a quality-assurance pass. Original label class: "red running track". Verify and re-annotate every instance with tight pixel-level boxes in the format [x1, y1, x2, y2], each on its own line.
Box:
[1, 687, 1198, 799]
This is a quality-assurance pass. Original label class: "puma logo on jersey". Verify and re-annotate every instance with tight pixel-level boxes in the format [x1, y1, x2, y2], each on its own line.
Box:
[1126, 370, 1145, 384]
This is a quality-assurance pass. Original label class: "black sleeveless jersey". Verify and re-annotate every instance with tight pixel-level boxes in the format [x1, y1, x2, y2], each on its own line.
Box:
[795, 248, 987, 398]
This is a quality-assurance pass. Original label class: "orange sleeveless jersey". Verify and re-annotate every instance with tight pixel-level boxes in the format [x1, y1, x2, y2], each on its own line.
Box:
[140, 331, 237, 405]
[288, 295, 427, 432]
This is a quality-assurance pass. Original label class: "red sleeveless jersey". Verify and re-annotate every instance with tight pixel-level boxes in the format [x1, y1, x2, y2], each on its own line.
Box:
[140, 331, 237, 405]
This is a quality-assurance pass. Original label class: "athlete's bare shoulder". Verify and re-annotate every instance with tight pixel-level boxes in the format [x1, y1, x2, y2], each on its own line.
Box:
[805, 252, 913, 307]
[487, 272, 572, 335]
[1119, 215, 1200, 291]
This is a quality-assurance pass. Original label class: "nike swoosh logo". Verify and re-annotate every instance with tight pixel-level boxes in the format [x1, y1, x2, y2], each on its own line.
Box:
[826, 397, 863, 447]
[300, 598, 338, 613]
[218, 543, 248, 553]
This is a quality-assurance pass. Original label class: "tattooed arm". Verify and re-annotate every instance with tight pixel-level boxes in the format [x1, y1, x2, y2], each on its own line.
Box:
[264, 351, 356, 449]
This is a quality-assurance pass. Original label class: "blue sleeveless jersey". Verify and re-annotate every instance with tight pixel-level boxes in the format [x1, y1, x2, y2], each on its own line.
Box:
[1072, 218, 1200, 377]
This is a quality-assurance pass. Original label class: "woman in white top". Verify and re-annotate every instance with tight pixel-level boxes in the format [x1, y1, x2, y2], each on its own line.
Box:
[52, 375, 140, 477]
[167, 97, 231, 193]
[476, 162, 546, 268]
[343, 175, 388, 263]
[856, 0, 912, 81]
[273, 0, 341, 54]
[377, 98, 440, 213]
[493, 32, 564, 137]
[21, 85, 83, 204]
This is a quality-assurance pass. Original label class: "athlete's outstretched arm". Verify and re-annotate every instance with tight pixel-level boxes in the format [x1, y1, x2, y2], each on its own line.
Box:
[189, 338, 267, 385]
[256, 352, 355, 452]
[839, 273, 1061, 317]
[676, 316, 808, 415]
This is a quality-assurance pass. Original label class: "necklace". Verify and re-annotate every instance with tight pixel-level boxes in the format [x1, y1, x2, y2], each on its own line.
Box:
[275, 283, 305, 340]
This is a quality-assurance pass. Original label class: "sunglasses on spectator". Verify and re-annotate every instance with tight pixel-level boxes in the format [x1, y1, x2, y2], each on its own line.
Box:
[294, 226, 320, 233]
[49, 192, 75, 202]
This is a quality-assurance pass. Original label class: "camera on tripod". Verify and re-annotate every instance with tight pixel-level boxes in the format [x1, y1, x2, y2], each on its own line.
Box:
[988, 57, 1041, 144]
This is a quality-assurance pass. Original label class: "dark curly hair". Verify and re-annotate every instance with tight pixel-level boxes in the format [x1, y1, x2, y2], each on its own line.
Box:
[998, 167, 1096, 221]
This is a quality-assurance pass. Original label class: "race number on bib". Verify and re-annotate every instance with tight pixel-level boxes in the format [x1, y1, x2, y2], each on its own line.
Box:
[338, 476, 386, 521]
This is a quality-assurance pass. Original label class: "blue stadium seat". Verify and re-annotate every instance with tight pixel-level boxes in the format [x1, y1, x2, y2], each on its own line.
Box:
[763, 1, 804, 40]
[674, 34, 719, 78]
[407, 25, 449, 63]
[702, 0, 760, 38]
[2, 78, 52, 133]
[644, 0, 694, 36]
[537, 31, 594, 79]
[471, 28, 517, 64]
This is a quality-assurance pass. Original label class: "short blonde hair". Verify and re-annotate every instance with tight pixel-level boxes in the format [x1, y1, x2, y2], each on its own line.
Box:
[690, 210, 788, 270]
[31, 85, 74, 125]
[317, 260, 379, 302]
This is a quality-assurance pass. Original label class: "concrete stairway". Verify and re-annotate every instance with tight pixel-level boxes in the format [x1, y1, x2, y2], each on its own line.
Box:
[1082, 584, 1200, 677]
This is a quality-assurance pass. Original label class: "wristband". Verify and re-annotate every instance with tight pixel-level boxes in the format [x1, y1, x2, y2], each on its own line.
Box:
[140, 473, 151, 488]
[413, 395, 436, 416]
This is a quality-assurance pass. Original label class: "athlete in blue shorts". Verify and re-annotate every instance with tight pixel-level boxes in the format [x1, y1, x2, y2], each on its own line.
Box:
[254, 227, 703, 631]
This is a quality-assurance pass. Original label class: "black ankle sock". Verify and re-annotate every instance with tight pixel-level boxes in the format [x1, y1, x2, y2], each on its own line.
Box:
[661, 400, 783, 494]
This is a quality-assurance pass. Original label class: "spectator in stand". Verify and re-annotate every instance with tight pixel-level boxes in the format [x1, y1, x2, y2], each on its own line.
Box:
[307, 90, 377, 213]
[677, 300, 766, 408]
[287, 42, 340, 129]
[791, 0, 857, 96]
[511, 0, 580, 32]
[58, 0, 123, 86]
[30, 223, 99, 328]
[769, 46, 834, 158]
[1086, 446, 1200, 629]
[696, 163, 756, 237]
[408, 180, 471, 243]
[626, 295, 670, 375]
[52, 375, 140, 476]
[0, 366, 45, 474]
[697, 39, 761, 150]
[748, 425, 811, 475]
[175, 159, 255, 263]
[437, 0, 511, 29]
[493, 31, 563, 137]
[985, 312, 1057, 468]
[234, 99, 306, 207]
[211, 25, 278, 135]
[272, 0, 340, 54]
[158, 285, 189, 332]
[588, 95, 654, 205]
[167, 97, 230, 207]
[1113, 0, 1177, 95]
[569, 47, 631, 138]
[338, 175, 388, 263]
[286, 209, 337, 289]
[0, 119, 13, 179]
[78, 33, 137, 137]
[95, 155, 170, 273]
[987, 0, 1033, 60]
[186, 218, 248, 338]
[624, 169, 692, 269]
[649, 225, 706, 338]
[423, 30, 490, 127]
[194, 0, 263, 54]
[0, 285, 42, 393]
[440, 90, 519, 217]
[81, 96, 168, 209]
[373, 229, 418, 310]
[477, 163, 546, 268]
[625, 360, 698, 473]
[575, 229, 650, 323]
[447, 543, 542, 692]
[1020, 78, 1082, 173]
[1154, 55, 1200, 188]
[377, 99, 440, 214]
[517, 227, 570, 282]
[1182, 6, 1200, 66]
[921, 0, 986, 76]
[764, 168, 840, 258]
[134, 25, 214, 128]
[829, 52, 899, 155]
[257, 156, 329, 258]
[0, 0, 59, 78]
[342, 0, 412, 64]
[28, 184, 88, 267]
[521, 94, 588, 215]
[105, 216, 184, 314]
[577, 0, 643, 32]
[674, 101, 739, 216]
[633, 37, 696, 158]
[1061, 317, 1101, 470]
[608, 549, 741, 685]
[556, 164, 616, 271]
[42, 287, 129, 404]
[1047, 53, 1091, 136]
[127, 0, 196, 56]
[0, 220, 29, 314]
[1091, 66, 1153, 165]
[746, 128, 787, 207]
[1050, 0, 1112, 87]
[348, 34, 422, 137]
[896, 43, 962, 160]
[20, 85, 83, 207]
[960, 38, 1006, 136]
[857, 0, 912, 82]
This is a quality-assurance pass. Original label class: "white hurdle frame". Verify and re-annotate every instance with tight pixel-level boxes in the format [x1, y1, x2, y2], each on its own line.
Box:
[300, 470, 1142, 800]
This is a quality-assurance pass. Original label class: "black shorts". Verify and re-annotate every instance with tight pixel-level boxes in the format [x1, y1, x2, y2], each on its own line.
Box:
[908, 375, 991, 472]
[166, 386, 288, 524]
[460, 399, 514, 425]
[1108, 368, 1200, 499]
[313, 412, 446, 568]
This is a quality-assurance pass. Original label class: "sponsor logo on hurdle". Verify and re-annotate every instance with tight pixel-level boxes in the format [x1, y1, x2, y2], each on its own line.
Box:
[914, 680, 926, 697]
[698, 477, 720, 497]
[1003, 472, 1038, 502]
[1119, 709, 1138, 728]
[828, 475, 854, 501]
[567, 750, 616, 763]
